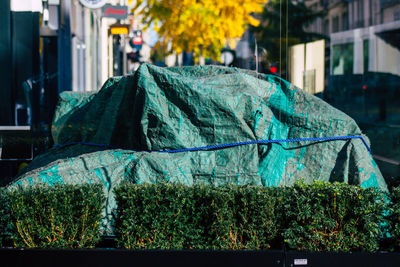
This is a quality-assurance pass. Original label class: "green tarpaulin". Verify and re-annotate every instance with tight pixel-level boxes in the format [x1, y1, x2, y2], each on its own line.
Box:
[9, 63, 387, 233]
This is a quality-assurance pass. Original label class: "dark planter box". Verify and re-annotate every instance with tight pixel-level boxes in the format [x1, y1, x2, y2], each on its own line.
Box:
[0, 248, 283, 267]
[2, 248, 400, 267]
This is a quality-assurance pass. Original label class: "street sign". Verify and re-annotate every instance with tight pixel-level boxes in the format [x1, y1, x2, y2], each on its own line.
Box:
[102, 4, 128, 19]
[109, 24, 129, 35]
[132, 30, 143, 44]
[79, 0, 107, 9]
[132, 36, 142, 45]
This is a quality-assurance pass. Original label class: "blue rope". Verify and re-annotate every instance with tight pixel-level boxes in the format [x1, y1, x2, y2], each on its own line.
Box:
[54, 135, 372, 154]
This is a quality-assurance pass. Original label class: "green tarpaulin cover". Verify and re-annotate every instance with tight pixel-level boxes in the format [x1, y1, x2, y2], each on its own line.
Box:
[9, 63, 387, 233]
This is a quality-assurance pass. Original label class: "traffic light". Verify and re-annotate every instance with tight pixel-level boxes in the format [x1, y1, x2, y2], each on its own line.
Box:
[270, 65, 278, 74]
[129, 30, 143, 51]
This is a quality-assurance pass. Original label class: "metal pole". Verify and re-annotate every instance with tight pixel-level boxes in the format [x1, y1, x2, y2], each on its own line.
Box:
[255, 37, 258, 73]
[122, 35, 127, 75]
[121, 0, 127, 75]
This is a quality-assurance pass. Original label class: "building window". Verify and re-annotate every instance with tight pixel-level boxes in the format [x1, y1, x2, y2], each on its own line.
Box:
[324, 19, 330, 35]
[363, 39, 369, 73]
[357, 0, 364, 28]
[395, 10, 400, 21]
[332, 43, 354, 75]
[332, 16, 339, 33]
[342, 12, 349, 31]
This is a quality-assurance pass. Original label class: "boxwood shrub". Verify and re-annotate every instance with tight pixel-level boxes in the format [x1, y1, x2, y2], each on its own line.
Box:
[0, 188, 11, 247]
[230, 185, 282, 249]
[115, 181, 386, 252]
[114, 183, 281, 250]
[387, 187, 400, 251]
[6, 184, 105, 248]
[282, 181, 386, 252]
[0, 182, 391, 251]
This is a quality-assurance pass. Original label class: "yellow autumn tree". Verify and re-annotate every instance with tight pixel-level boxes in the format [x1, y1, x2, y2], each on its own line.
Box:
[132, 0, 266, 62]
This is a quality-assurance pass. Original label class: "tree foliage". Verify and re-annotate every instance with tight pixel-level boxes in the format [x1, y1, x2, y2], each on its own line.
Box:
[132, 0, 266, 61]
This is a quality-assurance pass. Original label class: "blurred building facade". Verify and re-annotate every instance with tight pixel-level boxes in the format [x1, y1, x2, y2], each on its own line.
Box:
[0, 0, 152, 128]
[288, 0, 400, 96]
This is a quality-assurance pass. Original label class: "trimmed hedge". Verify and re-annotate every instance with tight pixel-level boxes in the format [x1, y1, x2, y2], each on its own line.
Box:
[0, 188, 10, 247]
[0, 181, 394, 251]
[115, 181, 386, 252]
[387, 187, 400, 251]
[282, 181, 386, 252]
[4, 184, 105, 248]
[114, 184, 281, 250]
[230, 185, 282, 249]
